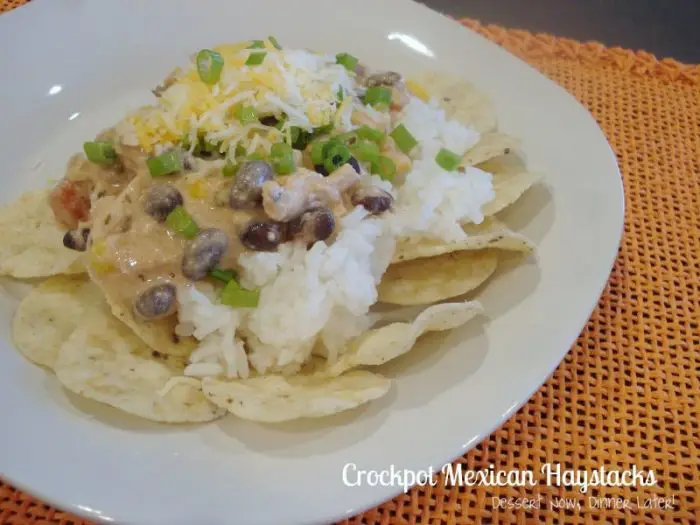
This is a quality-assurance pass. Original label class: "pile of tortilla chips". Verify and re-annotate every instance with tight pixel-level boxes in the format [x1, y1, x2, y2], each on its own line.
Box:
[0, 70, 542, 424]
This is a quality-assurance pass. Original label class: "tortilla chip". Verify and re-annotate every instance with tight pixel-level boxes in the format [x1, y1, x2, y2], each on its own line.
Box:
[323, 301, 483, 377]
[54, 311, 224, 424]
[11, 275, 102, 369]
[392, 217, 534, 263]
[463, 133, 521, 167]
[378, 250, 498, 306]
[409, 71, 497, 133]
[202, 364, 390, 423]
[480, 155, 543, 216]
[0, 190, 84, 278]
[106, 298, 197, 358]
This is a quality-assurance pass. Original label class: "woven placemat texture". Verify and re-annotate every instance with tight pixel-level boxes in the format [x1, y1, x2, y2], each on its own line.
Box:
[1, 1, 699, 524]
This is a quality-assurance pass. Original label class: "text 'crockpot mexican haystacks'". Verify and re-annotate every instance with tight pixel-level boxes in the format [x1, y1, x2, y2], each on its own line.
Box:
[1, 38, 541, 423]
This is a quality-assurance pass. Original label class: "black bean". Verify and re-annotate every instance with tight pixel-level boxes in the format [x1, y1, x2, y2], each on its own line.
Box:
[313, 164, 329, 176]
[348, 157, 360, 174]
[144, 184, 184, 222]
[240, 221, 285, 252]
[133, 283, 177, 320]
[260, 116, 279, 127]
[182, 228, 229, 280]
[288, 208, 335, 245]
[352, 186, 394, 215]
[62, 228, 90, 251]
[230, 160, 274, 209]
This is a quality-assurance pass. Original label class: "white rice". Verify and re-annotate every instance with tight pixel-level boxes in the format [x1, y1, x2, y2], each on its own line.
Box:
[174, 93, 495, 379]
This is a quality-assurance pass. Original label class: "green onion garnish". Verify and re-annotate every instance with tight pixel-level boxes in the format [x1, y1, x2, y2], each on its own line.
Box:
[363, 86, 392, 107]
[337, 86, 345, 102]
[372, 155, 396, 181]
[220, 279, 260, 308]
[83, 141, 117, 165]
[435, 148, 462, 171]
[196, 49, 224, 84]
[248, 40, 265, 49]
[245, 52, 267, 66]
[351, 140, 380, 163]
[311, 141, 327, 165]
[147, 151, 183, 177]
[235, 105, 258, 125]
[336, 52, 358, 72]
[165, 206, 199, 239]
[247, 152, 265, 161]
[210, 268, 237, 283]
[335, 131, 359, 146]
[289, 126, 301, 145]
[323, 143, 351, 173]
[268, 36, 282, 50]
[390, 124, 418, 155]
[270, 142, 296, 175]
[222, 161, 239, 177]
[356, 126, 385, 143]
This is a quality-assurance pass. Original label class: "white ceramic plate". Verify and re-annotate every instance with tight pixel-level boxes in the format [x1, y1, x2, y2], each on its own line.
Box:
[0, 1, 623, 524]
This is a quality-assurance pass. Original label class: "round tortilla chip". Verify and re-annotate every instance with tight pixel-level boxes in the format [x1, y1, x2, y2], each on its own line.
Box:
[392, 217, 535, 263]
[11, 275, 102, 369]
[106, 298, 197, 358]
[478, 154, 543, 216]
[323, 301, 484, 377]
[409, 71, 497, 133]
[202, 366, 390, 423]
[54, 312, 224, 424]
[463, 133, 521, 167]
[0, 189, 84, 278]
[378, 250, 498, 306]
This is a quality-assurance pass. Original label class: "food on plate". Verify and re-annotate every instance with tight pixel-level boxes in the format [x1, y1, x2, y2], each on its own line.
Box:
[1, 38, 543, 423]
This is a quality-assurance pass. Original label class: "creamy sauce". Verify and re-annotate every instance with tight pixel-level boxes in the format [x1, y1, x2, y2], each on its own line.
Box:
[90, 160, 263, 314]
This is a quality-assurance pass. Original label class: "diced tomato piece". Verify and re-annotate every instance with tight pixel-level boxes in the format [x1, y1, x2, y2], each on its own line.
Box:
[49, 178, 92, 229]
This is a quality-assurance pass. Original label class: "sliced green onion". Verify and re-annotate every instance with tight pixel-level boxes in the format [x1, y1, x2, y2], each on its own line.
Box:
[323, 143, 351, 173]
[222, 161, 239, 177]
[268, 36, 282, 50]
[311, 141, 327, 165]
[245, 52, 267, 66]
[336, 52, 358, 72]
[390, 124, 418, 155]
[363, 86, 392, 107]
[210, 268, 237, 283]
[196, 49, 224, 84]
[371, 155, 396, 181]
[313, 123, 334, 136]
[147, 151, 183, 177]
[235, 144, 247, 158]
[220, 279, 260, 309]
[351, 140, 380, 163]
[235, 105, 258, 125]
[165, 206, 198, 239]
[435, 148, 462, 171]
[246, 152, 265, 161]
[83, 141, 116, 165]
[270, 142, 296, 175]
[356, 125, 385, 143]
[202, 140, 219, 153]
[289, 126, 301, 145]
[337, 86, 345, 102]
[248, 40, 265, 49]
[335, 131, 359, 146]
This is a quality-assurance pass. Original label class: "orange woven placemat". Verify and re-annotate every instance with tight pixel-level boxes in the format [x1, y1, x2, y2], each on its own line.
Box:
[1, 1, 699, 524]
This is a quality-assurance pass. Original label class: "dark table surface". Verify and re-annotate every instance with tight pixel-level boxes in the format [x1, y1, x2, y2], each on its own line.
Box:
[422, 0, 700, 64]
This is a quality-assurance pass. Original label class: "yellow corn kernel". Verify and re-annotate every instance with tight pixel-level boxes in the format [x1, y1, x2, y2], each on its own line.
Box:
[187, 179, 208, 199]
[89, 241, 115, 274]
[405, 80, 430, 102]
